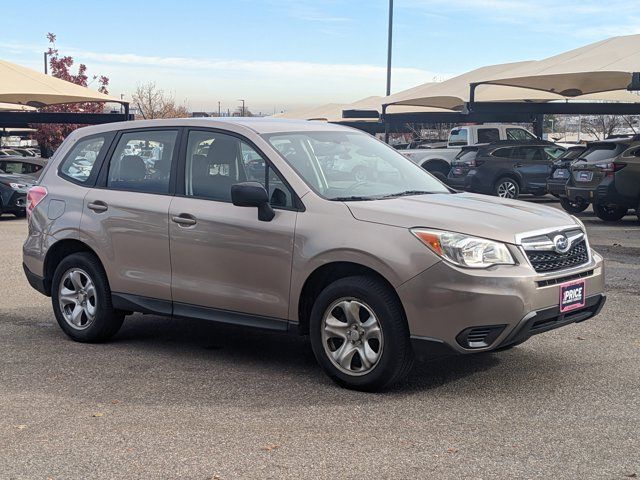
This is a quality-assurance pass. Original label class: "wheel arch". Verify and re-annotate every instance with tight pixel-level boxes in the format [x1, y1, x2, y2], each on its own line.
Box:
[42, 239, 102, 296]
[296, 261, 406, 335]
[420, 158, 451, 176]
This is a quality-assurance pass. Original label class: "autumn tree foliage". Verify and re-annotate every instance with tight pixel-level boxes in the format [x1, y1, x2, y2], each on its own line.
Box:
[35, 33, 110, 157]
[132, 82, 189, 119]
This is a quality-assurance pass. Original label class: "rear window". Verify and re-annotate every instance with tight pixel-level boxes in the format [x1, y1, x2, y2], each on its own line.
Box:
[455, 149, 477, 164]
[491, 147, 516, 159]
[561, 148, 586, 160]
[59, 136, 108, 184]
[448, 128, 468, 146]
[581, 143, 627, 162]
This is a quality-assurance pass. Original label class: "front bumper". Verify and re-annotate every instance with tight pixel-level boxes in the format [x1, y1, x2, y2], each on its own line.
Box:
[398, 250, 605, 356]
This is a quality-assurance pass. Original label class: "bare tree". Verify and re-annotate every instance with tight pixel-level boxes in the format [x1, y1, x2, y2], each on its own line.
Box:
[582, 115, 621, 140]
[132, 82, 189, 119]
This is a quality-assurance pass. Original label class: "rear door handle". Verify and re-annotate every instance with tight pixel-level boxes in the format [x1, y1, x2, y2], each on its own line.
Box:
[514, 163, 523, 168]
[87, 201, 108, 213]
[171, 214, 197, 227]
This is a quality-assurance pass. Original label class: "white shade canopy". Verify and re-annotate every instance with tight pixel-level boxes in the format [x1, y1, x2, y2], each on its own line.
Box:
[384, 62, 572, 110]
[0, 102, 36, 112]
[481, 34, 640, 96]
[0, 59, 122, 107]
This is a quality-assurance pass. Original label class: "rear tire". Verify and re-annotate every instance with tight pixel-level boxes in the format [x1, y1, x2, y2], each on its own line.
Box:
[51, 252, 125, 342]
[593, 202, 628, 222]
[494, 177, 520, 199]
[309, 276, 414, 391]
[560, 197, 590, 214]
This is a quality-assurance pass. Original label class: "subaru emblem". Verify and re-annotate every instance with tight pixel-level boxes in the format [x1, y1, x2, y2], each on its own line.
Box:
[553, 234, 570, 254]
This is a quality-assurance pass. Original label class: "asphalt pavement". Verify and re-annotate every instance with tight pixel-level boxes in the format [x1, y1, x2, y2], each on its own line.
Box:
[1, 200, 639, 479]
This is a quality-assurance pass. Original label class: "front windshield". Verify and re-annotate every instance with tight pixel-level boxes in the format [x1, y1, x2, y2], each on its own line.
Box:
[264, 131, 450, 200]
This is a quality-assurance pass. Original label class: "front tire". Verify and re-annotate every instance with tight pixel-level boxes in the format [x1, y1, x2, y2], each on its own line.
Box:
[309, 276, 413, 391]
[51, 252, 125, 342]
[560, 197, 590, 214]
[593, 202, 628, 222]
[494, 177, 520, 199]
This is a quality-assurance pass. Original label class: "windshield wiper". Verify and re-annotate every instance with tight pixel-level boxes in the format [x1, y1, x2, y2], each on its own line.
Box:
[381, 190, 438, 198]
[331, 196, 378, 202]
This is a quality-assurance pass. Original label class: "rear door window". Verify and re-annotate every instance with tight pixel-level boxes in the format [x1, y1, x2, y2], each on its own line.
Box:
[107, 130, 178, 194]
[491, 147, 516, 158]
[477, 128, 500, 143]
[59, 136, 108, 184]
[517, 146, 544, 161]
[506, 128, 536, 141]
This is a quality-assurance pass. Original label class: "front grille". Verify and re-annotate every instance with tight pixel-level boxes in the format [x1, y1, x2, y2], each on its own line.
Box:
[526, 240, 589, 273]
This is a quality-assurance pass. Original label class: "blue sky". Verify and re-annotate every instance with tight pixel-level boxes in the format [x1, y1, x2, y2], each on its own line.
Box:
[1, 0, 639, 113]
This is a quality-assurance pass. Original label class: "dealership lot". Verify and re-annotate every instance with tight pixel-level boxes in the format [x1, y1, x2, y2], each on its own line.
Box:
[1, 203, 639, 479]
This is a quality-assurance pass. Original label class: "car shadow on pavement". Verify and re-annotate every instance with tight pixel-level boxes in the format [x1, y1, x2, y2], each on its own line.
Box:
[110, 313, 505, 395]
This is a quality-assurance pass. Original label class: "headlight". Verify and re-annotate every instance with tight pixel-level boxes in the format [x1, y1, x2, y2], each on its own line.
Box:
[411, 228, 515, 269]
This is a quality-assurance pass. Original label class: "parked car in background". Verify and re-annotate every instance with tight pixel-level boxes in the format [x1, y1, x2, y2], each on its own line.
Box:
[403, 124, 539, 181]
[0, 168, 35, 217]
[566, 136, 640, 221]
[23, 118, 605, 391]
[447, 141, 565, 199]
[0, 148, 22, 157]
[0, 156, 47, 179]
[547, 145, 588, 213]
[5, 147, 38, 157]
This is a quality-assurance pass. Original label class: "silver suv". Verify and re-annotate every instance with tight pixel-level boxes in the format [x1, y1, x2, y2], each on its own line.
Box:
[23, 118, 606, 391]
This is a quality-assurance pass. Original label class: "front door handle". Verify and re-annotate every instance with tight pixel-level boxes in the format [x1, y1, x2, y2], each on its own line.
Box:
[87, 201, 108, 213]
[172, 214, 197, 227]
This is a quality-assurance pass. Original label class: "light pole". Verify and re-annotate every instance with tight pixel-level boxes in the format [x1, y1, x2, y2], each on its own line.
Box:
[384, 0, 394, 143]
[238, 99, 245, 117]
[43, 52, 49, 74]
[218, 101, 221, 117]
[386, 0, 393, 97]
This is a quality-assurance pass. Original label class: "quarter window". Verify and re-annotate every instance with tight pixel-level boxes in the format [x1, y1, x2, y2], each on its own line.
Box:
[185, 131, 295, 208]
[107, 130, 178, 194]
[59, 136, 107, 184]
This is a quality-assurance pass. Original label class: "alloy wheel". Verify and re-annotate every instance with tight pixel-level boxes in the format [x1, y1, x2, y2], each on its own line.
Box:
[58, 268, 98, 330]
[321, 298, 384, 376]
[497, 180, 518, 199]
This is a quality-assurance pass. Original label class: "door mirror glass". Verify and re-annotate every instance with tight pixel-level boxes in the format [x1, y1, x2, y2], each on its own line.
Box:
[231, 182, 275, 221]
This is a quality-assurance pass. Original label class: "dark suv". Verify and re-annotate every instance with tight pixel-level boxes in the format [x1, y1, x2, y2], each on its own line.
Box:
[447, 141, 565, 199]
[566, 137, 640, 221]
[0, 168, 35, 217]
[547, 145, 588, 213]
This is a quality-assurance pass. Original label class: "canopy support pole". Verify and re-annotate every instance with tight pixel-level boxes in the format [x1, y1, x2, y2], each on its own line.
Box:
[382, 104, 390, 143]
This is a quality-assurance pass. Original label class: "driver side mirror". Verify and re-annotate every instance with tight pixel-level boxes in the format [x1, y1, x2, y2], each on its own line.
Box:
[231, 182, 275, 222]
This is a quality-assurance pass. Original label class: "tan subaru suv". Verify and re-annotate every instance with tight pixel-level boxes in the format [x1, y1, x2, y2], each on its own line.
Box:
[23, 118, 605, 391]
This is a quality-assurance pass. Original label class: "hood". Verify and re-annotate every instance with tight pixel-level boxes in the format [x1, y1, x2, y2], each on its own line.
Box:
[346, 192, 579, 244]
